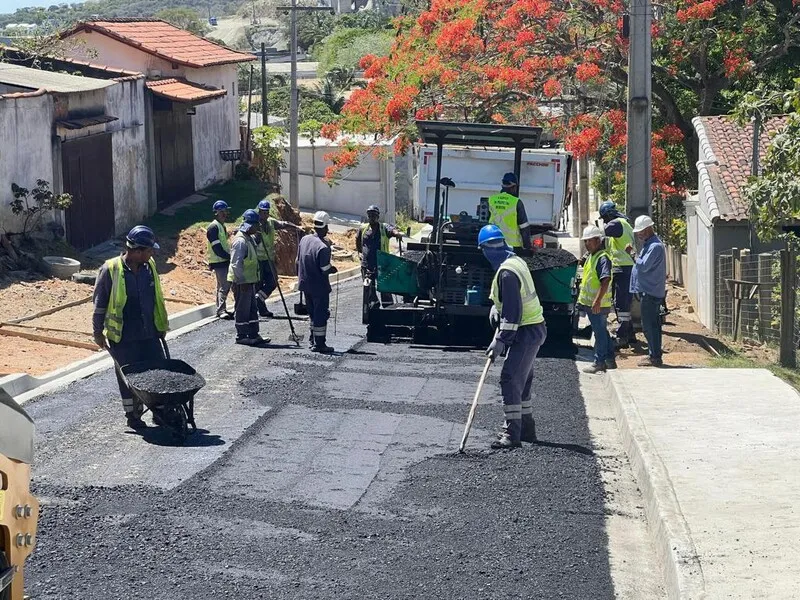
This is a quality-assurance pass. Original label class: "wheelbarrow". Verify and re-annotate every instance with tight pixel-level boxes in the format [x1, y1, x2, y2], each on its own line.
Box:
[117, 341, 205, 445]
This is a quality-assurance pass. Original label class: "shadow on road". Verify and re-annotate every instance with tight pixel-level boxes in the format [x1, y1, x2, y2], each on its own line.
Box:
[128, 427, 226, 447]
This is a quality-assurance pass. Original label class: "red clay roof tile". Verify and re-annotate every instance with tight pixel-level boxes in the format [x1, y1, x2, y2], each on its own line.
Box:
[699, 115, 791, 221]
[66, 19, 255, 68]
[145, 78, 227, 103]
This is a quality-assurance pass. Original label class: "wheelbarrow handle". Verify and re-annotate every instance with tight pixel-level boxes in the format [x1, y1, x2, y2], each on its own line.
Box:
[161, 337, 171, 360]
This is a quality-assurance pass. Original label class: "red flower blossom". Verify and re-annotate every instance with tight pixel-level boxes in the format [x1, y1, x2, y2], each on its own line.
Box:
[575, 62, 602, 82]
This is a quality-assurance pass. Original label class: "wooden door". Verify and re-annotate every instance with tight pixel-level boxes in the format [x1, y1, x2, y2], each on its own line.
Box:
[62, 133, 115, 251]
[153, 97, 195, 208]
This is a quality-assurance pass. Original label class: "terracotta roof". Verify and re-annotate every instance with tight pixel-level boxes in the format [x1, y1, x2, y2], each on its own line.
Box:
[146, 78, 227, 103]
[64, 19, 255, 68]
[694, 115, 792, 221]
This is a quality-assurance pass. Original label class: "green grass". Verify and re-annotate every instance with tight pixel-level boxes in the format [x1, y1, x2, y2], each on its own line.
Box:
[395, 212, 425, 237]
[145, 180, 272, 237]
[710, 351, 800, 391]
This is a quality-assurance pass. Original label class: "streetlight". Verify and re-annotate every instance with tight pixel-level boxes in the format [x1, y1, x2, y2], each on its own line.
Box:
[278, 2, 336, 209]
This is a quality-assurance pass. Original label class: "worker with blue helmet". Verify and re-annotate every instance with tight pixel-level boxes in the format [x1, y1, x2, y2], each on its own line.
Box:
[227, 209, 270, 346]
[92, 225, 168, 430]
[598, 200, 637, 346]
[486, 173, 532, 250]
[206, 200, 233, 320]
[478, 224, 547, 449]
[253, 196, 304, 318]
[356, 204, 403, 319]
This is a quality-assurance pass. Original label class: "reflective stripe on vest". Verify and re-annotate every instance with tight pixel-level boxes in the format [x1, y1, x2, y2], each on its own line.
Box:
[227, 232, 260, 284]
[487, 192, 523, 247]
[607, 218, 635, 268]
[489, 255, 545, 328]
[207, 220, 230, 264]
[578, 251, 613, 308]
[103, 256, 169, 343]
[361, 223, 389, 252]
[256, 219, 277, 261]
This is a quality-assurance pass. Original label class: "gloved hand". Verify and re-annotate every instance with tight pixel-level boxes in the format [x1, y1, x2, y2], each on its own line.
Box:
[485, 337, 507, 361]
[93, 333, 106, 349]
[489, 305, 499, 328]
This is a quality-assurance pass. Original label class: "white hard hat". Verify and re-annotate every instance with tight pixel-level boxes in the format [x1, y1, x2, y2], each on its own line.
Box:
[580, 225, 604, 240]
[633, 215, 655, 233]
[313, 211, 330, 227]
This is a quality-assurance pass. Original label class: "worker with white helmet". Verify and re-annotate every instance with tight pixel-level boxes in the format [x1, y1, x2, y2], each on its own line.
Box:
[630, 215, 666, 367]
[297, 211, 338, 353]
[578, 225, 615, 373]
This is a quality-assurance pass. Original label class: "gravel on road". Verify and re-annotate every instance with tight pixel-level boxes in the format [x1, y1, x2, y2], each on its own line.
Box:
[126, 370, 205, 395]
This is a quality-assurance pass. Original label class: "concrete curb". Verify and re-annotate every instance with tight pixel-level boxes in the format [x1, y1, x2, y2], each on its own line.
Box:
[605, 372, 706, 600]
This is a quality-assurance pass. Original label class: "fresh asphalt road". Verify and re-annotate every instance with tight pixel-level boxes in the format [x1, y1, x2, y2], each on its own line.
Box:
[23, 278, 663, 599]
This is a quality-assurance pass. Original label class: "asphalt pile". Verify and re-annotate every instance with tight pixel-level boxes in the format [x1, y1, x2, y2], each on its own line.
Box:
[523, 248, 578, 272]
[126, 369, 204, 394]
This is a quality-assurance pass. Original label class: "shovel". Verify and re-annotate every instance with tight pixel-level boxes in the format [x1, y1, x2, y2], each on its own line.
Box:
[267, 258, 303, 345]
[458, 355, 494, 453]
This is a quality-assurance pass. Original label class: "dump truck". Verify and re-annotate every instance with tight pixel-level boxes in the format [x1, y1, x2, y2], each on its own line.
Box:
[366, 121, 579, 350]
[0, 389, 39, 600]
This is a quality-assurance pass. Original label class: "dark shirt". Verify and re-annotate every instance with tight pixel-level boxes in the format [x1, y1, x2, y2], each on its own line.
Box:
[93, 257, 158, 342]
[356, 222, 397, 272]
[297, 233, 333, 296]
[497, 269, 522, 345]
[206, 220, 230, 261]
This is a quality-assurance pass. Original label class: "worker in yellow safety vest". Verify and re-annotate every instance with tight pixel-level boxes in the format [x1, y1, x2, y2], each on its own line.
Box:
[578, 225, 615, 374]
[479, 224, 547, 449]
[228, 210, 270, 347]
[487, 173, 532, 249]
[356, 204, 404, 311]
[599, 200, 637, 346]
[92, 225, 168, 430]
[206, 200, 234, 320]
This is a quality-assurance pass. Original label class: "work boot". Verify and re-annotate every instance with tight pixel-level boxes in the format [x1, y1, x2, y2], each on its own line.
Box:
[218, 312, 234, 320]
[126, 413, 147, 430]
[311, 336, 335, 354]
[605, 358, 618, 370]
[583, 362, 606, 374]
[253, 336, 271, 346]
[491, 432, 522, 450]
[638, 356, 663, 368]
[258, 308, 274, 318]
[236, 337, 262, 346]
[520, 417, 537, 444]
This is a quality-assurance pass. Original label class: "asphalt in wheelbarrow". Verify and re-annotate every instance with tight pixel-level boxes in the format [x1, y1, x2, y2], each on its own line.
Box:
[126, 370, 205, 395]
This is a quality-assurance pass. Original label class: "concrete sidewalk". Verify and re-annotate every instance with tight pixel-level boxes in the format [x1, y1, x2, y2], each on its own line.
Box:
[607, 368, 800, 599]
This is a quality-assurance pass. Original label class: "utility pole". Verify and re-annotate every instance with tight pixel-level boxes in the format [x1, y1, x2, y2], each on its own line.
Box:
[278, 2, 334, 209]
[624, 0, 653, 222]
[260, 42, 268, 127]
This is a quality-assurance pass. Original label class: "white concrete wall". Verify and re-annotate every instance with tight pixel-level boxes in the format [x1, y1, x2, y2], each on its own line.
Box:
[67, 31, 244, 191]
[280, 141, 396, 217]
[0, 94, 56, 234]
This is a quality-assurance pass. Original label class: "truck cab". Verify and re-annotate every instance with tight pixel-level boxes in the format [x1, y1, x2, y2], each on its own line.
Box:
[0, 390, 39, 600]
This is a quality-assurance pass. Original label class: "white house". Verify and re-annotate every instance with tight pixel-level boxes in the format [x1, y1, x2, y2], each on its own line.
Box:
[61, 19, 255, 208]
[0, 61, 149, 250]
[686, 115, 787, 329]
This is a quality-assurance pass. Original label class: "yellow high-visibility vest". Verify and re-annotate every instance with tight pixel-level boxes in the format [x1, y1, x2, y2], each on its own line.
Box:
[607, 218, 635, 268]
[489, 255, 544, 329]
[103, 256, 168, 343]
[360, 223, 389, 252]
[487, 192, 523, 247]
[207, 220, 230, 264]
[579, 251, 613, 308]
[227, 232, 260, 284]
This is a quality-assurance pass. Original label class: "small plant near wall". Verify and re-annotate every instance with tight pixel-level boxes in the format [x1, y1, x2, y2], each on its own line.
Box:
[9, 180, 72, 239]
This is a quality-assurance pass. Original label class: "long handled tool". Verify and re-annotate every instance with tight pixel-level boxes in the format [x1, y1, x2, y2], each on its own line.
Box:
[293, 230, 308, 315]
[268, 259, 303, 345]
[458, 355, 494, 453]
[333, 270, 339, 335]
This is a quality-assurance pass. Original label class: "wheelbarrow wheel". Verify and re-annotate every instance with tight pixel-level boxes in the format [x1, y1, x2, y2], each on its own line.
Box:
[154, 405, 188, 445]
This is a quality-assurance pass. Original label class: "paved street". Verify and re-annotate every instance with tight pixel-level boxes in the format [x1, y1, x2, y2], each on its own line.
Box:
[23, 279, 663, 599]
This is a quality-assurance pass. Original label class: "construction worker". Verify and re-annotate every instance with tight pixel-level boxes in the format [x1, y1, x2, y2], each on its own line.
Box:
[206, 200, 234, 320]
[356, 204, 403, 309]
[599, 200, 637, 345]
[297, 211, 338, 353]
[228, 210, 270, 346]
[254, 198, 304, 318]
[630, 215, 666, 367]
[93, 225, 168, 430]
[479, 224, 547, 449]
[579, 225, 615, 374]
[487, 173, 532, 249]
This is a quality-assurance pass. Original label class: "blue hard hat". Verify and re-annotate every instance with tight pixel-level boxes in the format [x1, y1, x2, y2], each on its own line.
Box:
[242, 209, 260, 225]
[367, 204, 380, 215]
[501, 172, 518, 186]
[599, 200, 617, 217]
[257, 199, 271, 211]
[126, 225, 159, 250]
[478, 224, 506, 247]
[213, 200, 230, 212]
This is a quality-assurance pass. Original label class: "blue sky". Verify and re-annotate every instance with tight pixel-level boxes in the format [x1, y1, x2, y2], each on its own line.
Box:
[1, 0, 54, 14]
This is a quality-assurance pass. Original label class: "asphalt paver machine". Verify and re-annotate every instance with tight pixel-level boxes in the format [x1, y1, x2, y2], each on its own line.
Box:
[366, 121, 579, 351]
[0, 389, 39, 600]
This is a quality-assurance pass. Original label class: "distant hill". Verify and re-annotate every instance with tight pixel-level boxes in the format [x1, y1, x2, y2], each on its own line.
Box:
[0, 1, 242, 30]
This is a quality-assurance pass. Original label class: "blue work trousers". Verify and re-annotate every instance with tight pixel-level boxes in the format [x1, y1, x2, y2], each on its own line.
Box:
[257, 261, 278, 308]
[587, 311, 614, 365]
[613, 266, 634, 342]
[640, 293, 663, 361]
[499, 322, 547, 442]
[108, 337, 165, 414]
[307, 293, 330, 341]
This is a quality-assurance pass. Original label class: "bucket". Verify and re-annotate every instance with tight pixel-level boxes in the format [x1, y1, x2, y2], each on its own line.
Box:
[465, 286, 482, 306]
[43, 256, 81, 280]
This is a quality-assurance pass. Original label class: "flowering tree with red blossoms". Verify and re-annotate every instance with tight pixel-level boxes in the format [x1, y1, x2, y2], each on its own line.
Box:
[323, 0, 799, 194]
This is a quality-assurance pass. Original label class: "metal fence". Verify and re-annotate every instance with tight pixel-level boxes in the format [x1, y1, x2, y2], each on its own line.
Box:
[715, 248, 800, 365]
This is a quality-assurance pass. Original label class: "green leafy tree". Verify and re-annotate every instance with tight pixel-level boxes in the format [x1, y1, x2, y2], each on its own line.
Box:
[9, 180, 73, 238]
[155, 8, 210, 37]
